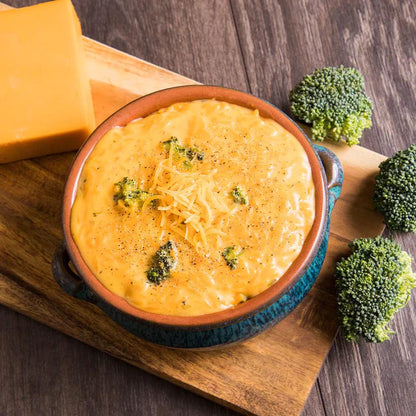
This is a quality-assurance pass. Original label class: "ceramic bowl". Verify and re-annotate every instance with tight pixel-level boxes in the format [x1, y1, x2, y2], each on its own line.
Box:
[52, 85, 343, 349]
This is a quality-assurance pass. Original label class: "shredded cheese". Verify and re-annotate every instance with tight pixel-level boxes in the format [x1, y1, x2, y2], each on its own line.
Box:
[148, 157, 232, 250]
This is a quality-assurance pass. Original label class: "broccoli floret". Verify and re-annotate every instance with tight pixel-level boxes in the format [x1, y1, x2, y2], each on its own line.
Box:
[335, 236, 416, 343]
[231, 185, 249, 205]
[162, 137, 204, 168]
[289, 66, 372, 146]
[146, 241, 178, 285]
[222, 246, 244, 270]
[113, 177, 153, 210]
[374, 144, 416, 233]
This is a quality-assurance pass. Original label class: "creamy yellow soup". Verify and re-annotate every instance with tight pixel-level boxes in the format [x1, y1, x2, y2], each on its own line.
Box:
[71, 100, 315, 316]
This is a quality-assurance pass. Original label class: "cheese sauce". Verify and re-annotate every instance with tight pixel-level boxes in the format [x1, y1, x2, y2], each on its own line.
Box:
[71, 100, 315, 316]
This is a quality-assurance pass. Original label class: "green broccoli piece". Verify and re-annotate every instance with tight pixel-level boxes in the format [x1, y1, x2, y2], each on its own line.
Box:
[335, 236, 416, 343]
[374, 144, 416, 233]
[289, 66, 372, 146]
[113, 177, 153, 209]
[222, 246, 244, 270]
[162, 136, 204, 168]
[231, 185, 249, 205]
[146, 241, 178, 285]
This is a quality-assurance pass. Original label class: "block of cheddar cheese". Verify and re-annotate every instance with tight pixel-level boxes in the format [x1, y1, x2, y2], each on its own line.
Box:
[0, 0, 95, 164]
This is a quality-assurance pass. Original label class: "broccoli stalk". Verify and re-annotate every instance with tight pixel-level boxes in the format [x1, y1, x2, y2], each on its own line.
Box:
[335, 236, 416, 343]
[113, 177, 153, 210]
[289, 66, 372, 146]
[231, 185, 249, 205]
[222, 246, 244, 270]
[146, 241, 178, 285]
[162, 136, 204, 168]
[374, 144, 416, 233]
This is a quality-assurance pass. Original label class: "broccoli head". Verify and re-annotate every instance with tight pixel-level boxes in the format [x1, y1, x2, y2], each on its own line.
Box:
[146, 241, 178, 285]
[222, 246, 244, 270]
[231, 185, 249, 205]
[335, 236, 415, 343]
[374, 144, 416, 233]
[162, 136, 204, 169]
[113, 177, 153, 210]
[289, 66, 372, 146]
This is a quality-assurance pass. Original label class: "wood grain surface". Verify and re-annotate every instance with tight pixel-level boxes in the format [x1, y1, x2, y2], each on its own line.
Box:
[0, 1, 415, 415]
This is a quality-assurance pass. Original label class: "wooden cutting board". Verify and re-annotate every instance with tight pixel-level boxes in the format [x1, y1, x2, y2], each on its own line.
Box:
[0, 4, 386, 414]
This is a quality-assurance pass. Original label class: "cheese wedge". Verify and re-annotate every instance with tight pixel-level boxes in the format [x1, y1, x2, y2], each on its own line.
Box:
[0, 0, 95, 164]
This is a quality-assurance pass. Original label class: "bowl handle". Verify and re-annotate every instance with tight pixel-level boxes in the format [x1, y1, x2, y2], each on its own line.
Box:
[52, 240, 96, 303]
[313, 144, 344, 211]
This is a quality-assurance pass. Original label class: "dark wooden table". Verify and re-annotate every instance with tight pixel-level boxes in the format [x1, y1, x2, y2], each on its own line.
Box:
[1, 1, 415, 415]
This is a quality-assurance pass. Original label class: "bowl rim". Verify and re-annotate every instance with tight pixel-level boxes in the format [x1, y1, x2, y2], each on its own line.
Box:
[62, 85, 327, 328]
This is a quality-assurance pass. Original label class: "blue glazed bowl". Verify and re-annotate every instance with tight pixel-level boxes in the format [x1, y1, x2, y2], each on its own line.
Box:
[52, 85, 343, 349]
